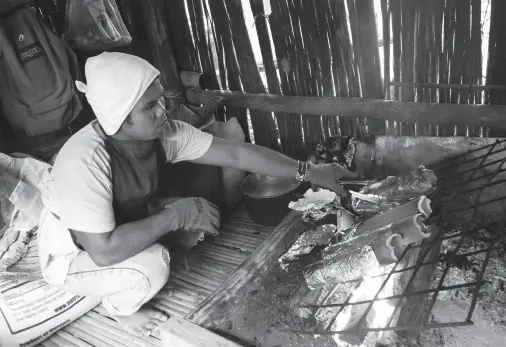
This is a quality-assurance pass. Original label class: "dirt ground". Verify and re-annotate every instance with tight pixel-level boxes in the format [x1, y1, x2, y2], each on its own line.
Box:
[204, 258, 338, 347]
[397, 228, 506, 347]
[207, 242, 506, 347]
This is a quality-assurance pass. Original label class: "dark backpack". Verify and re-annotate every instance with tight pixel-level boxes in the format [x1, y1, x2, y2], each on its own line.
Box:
[0, 4, 83, 148]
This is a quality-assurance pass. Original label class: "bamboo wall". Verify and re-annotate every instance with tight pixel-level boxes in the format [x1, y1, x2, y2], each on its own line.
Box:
[33, 0, 505, 159]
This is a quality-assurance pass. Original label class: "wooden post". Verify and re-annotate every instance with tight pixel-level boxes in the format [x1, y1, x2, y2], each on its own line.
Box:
[186, 89, 506, 130]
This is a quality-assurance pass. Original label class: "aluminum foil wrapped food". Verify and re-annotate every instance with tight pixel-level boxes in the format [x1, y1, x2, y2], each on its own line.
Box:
[302, 199, 342, 225]
[304, 225, 393, 288]
[352, 165, 437, 216]
[279, 224, 337, 270]
[308, 136, 356, 170]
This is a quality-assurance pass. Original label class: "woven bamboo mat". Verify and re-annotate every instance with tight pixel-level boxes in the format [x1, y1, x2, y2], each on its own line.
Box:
[39, 205, 273, 347]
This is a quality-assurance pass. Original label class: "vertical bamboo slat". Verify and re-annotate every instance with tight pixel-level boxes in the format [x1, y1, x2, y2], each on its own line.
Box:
[269, 0, 304, 158]
[332, 0, 360, 136]
[249, 0, 290, 153]
[314, 0, 338, 136]
[381, 0, 391, 100]
[428, 0, 439, 106]
[296, 0, 325, 147]
[189, 0, 219, 89]
[164, 0, 199, 70]
[139, 0, 183, 101]
[355, 0, 384, 134]
[391, 0, 401, 104]
[208, 0, 249, 136]
[471, 0, 482, 106]
[223, 0, 279, 150]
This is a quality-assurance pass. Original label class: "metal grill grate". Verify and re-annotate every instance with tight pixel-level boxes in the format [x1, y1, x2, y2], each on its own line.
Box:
[284, 139, 506, 337]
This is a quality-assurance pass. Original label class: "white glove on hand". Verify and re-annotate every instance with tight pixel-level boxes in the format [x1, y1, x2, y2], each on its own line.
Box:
[165, 197, 221, 236]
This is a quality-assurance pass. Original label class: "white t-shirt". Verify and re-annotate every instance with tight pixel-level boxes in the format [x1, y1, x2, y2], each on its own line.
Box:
[39, 120, 213, 285]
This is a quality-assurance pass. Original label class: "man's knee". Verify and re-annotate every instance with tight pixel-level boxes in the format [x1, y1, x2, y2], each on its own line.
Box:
[136, 244, 171, 291]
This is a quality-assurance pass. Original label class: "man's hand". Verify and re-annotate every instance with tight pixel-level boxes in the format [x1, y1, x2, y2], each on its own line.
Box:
[164, 197, 221, 235]
[306, 162, 358, 196]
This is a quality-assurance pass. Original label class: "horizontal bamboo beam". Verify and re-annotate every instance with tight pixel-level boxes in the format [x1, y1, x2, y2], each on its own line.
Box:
[186, 89, 506, 129]
[386, 81, 506, 91]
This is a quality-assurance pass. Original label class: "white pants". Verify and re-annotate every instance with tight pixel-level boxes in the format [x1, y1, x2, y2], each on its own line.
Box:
[55, 243, 170, 316]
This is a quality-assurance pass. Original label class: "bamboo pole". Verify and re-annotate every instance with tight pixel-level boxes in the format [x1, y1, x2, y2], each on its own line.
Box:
[333, 0, 360, 136]
[171, 267, 224, 288]
[66, 323, 127, 347]
[168, 277, 215, 295]
[428, 0, 437, 105]
[221, 221, 272, 233]
[218, 228, 265, 242]
[40, 340, 59, 347]
[171, 266, 222, 290]
[194, 253, 239, 269]
[138, 0, 184, 108]
[286, 0, 311, 146]
[186, 89, 506, 129]
[187, 252, 238, 269]
[401, 0, 415, 104]
[213, 237, 260, 252]
[202, 242, 249, 259]
[222, 220, 272, 236]
[54, 330, 94, 347]
[208, 0, 248, 132]
[325, 0, 348, 98]
[186, 259, 233, 277]
[48, 334, 80, 347]
[471, 0, 482, 107]
[178, 254, 232, 275]
[391, 0, 401, 135]
[77, 318, 140, 347]
[152, 298, 194, 315]
[486, 0, 506, 107]
[298, 0, 326, 146]
[157, 287, 207, 303]
[85, 311, 160, 347]
[216, 229, 262, 244]
[158, 290, 201, 309]
[199, 246, 246, 264]
[381, 0, 391, 101]
[268, 0, 304, 158]
[433, 0, 443, 106]
[391, 0, 401, 102]
[223, 0, 279, 150]
[185, 262, 230, 280]
[250, 0, 291, 153]
[151, 299, 189, 318]
[163, 0, 198, 71]
[212, 237, 258, 252]
[314, 0, 337, 136]
[187, 0, 219, 90]
[198, 251, 244, 267]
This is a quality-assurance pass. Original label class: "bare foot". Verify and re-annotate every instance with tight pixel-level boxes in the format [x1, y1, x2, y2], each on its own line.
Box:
[113, 306, 168, 337]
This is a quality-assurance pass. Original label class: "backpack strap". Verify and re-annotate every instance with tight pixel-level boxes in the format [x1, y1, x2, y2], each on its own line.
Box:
[14, 111, 91, 149]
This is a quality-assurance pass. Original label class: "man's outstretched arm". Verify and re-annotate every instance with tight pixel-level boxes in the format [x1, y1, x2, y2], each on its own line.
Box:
[191, 137, 357, 195]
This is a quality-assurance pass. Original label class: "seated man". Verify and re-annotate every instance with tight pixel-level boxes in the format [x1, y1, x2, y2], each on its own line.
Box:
[38, 53, 355, 337]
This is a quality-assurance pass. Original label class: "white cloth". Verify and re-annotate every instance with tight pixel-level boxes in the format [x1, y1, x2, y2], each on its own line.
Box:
[75, 52, 160, 135]
[39, 119, 213, 285]
[288, 188, 337, 211]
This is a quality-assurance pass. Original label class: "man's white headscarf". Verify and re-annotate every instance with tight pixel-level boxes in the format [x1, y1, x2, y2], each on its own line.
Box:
[75, 52, 161, 135]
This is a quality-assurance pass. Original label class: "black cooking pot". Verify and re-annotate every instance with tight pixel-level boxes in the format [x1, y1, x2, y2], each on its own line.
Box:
[240, 174, 303, 227]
